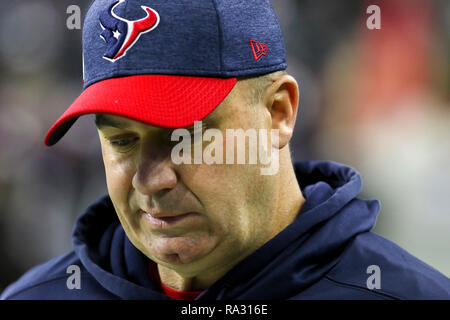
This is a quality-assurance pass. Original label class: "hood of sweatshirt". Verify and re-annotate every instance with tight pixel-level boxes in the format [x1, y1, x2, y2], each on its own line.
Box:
[72, 160, 380, 299]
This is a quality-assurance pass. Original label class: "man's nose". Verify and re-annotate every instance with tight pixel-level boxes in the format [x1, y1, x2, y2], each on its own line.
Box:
[132, 141, 177, 196]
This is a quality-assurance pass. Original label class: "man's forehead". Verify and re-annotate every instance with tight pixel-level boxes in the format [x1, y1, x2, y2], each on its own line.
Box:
[95, 114, 187, 131]
[95, 109, 221, 131]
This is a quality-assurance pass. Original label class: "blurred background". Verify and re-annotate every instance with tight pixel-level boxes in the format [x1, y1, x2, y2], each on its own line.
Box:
[0, 0, 449, 291]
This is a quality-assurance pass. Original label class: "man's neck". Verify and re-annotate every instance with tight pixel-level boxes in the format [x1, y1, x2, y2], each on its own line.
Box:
[157, 260, 239, 291]
[270, 151, 304, 238]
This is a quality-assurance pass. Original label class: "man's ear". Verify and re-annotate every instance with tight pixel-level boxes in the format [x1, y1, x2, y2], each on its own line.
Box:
[262, 74, 299, 149]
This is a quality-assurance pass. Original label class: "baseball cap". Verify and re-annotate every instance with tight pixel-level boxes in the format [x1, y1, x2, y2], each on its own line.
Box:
[44, 0, 287, 146]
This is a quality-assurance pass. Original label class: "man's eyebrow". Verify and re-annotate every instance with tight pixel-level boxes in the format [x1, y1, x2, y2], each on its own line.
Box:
[95, 115, 131, 129]
[95, 114, 212, 132]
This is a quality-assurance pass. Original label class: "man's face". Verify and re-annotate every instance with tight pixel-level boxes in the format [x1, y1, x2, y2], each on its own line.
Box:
[96, 81, 278, 277]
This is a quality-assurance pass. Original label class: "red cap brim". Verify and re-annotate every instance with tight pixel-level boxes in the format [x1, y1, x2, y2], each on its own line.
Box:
[44, 75, 237, 146]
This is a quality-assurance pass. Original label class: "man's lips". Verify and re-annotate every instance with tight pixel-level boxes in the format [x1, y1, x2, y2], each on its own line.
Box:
[139, 210, 198, 229]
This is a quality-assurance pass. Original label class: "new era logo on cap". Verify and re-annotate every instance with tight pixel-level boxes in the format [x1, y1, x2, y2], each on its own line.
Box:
[250, 40, 268, 61]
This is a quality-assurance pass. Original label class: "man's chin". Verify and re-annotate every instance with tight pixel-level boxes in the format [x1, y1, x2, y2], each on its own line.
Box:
[148, 235, 218, 265]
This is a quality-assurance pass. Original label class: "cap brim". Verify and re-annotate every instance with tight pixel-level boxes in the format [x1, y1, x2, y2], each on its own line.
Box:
[44, 75, 237, 146]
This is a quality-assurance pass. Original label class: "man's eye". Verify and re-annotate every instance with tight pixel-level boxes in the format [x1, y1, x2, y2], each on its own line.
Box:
[112, 139, 130, 146]
[109, 137, 138, 149]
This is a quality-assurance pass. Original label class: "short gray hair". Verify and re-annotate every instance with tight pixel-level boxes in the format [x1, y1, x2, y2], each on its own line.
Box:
[238, 70, 287, 106]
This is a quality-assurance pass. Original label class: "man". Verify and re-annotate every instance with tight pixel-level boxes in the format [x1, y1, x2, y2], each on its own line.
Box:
[2, 0, 450, 300]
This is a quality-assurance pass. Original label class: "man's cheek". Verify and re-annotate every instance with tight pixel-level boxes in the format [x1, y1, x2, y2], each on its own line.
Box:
[105, 161, 135, 199]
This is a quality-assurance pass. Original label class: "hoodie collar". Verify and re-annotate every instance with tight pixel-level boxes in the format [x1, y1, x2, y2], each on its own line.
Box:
[199, 161, 380, 299]
[72, 197, 169, 299]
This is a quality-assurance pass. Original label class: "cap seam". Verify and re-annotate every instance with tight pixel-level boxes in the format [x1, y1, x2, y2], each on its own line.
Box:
[83, 62, 285, 88]
[210, 0, 223, 72]
[85, 61, 286, 79]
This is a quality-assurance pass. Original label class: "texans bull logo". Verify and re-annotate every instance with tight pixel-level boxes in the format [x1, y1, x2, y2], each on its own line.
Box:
[99, 0, 160, 62]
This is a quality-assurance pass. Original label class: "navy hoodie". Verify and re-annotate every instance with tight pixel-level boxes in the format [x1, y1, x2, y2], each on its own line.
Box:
[2, 161, 450, 300]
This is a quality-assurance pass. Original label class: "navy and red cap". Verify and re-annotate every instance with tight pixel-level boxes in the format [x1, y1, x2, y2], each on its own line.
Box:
[45, 0, 287, 146]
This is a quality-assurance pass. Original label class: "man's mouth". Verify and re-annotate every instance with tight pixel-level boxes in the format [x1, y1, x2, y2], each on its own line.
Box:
[139, 210, 198, 229]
